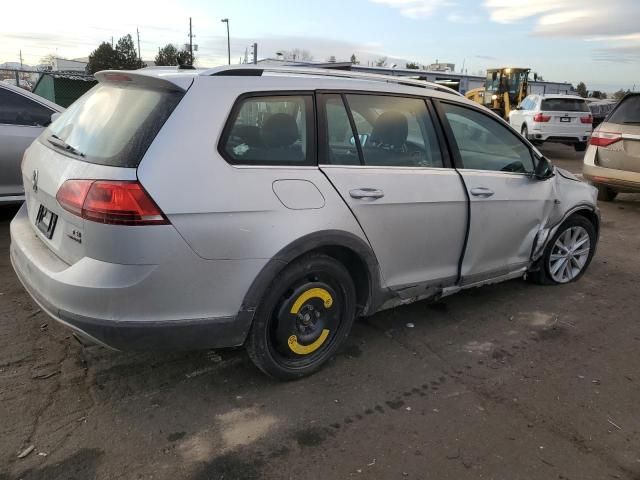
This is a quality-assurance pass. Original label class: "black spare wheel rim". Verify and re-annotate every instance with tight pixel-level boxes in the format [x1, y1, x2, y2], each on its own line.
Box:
[269, 276, 344, 367]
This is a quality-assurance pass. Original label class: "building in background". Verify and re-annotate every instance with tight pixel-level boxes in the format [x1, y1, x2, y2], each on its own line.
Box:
[426, 62, 455, 72]
[256, 58, 574, 96]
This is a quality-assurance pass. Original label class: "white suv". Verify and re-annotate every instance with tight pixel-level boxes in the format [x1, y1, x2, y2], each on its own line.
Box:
[509, 94, 592, 152]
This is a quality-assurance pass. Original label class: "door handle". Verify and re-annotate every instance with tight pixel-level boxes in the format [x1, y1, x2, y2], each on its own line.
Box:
[349, 188, 385, 200]
[470, 187, 495, 198]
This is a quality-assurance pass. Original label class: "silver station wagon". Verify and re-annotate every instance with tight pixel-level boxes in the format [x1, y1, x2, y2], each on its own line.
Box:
[11, 66, 599, 379]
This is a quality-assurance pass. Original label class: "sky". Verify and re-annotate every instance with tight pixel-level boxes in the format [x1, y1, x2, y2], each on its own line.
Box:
[2, 0, 639, 91]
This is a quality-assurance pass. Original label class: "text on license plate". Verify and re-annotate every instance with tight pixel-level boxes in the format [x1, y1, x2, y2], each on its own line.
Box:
[36, 205, 58, 239]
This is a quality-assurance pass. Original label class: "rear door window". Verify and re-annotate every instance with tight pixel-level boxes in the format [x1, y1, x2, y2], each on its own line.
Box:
[336, 94, 443, 168]
[0, 88, 54, 126]
[43, 84, 184, 167]
[221, 95, 314, 166]
[541, 98, 589, 112]
[607, 95, 640, 124]
[441, 102, 534, 173]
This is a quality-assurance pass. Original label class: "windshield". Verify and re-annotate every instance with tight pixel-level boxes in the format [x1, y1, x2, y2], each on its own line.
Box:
[541, 98, 589, 112]
[608, 95, 640, 124]
[42, 84, 184, 167]
[507, 71, 528, 94]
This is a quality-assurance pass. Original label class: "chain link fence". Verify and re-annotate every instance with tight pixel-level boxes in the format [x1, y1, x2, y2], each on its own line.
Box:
[0, 68, 97, 107]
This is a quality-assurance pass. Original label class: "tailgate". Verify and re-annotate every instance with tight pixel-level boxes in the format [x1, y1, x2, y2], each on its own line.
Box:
[21, 141, 136, 265]
[21, 75, 187, 265]
[596, 123, 640, 173]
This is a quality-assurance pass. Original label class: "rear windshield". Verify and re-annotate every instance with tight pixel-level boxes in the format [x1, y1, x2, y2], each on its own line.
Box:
[541, 98, 589, 112]
[42, 84, 184, 167]
[608, 95, 640, 124]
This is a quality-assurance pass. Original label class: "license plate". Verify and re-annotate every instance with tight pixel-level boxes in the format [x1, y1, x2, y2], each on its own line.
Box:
[560, 117, 571, 122]
[36, 205, 58, 239]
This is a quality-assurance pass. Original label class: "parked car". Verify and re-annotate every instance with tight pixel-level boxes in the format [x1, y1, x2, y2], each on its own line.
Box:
[583, 93, 640, 201]
[0, 82, 63, 204]
[11, 66, 600, 379]
[509, 94, 593, 152]
[585, 98, 617, 128]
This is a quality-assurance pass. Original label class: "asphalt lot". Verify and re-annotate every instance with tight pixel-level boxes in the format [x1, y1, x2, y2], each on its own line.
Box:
[1, 145, 640, 480]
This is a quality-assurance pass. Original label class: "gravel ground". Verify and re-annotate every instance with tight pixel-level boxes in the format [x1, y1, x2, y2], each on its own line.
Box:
[1, 145, 639, 480]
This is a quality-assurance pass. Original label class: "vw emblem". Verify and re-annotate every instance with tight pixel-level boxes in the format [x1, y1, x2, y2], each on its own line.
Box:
[32, 169, 38, 193]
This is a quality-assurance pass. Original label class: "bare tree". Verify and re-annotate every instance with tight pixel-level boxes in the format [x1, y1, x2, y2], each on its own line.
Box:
[284, 48, 313, 61]
[375, 57, 387, 67]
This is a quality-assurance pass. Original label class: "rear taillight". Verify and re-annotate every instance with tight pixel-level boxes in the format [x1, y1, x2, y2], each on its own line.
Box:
[580, 115, 593, 124]
[533, 113, 551, 122]
[56, 180, 168, 225]
[590, 131, 623, 147]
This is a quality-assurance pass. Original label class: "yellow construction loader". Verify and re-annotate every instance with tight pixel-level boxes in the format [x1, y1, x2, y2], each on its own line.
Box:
[465, 68, 530, 120]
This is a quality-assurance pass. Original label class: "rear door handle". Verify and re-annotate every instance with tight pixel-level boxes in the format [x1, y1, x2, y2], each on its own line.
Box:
[349, 188, 385, 200]
[470, 187, 495, 198]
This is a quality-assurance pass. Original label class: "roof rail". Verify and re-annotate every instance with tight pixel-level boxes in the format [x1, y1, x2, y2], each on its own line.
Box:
[201, 65, 462, 96]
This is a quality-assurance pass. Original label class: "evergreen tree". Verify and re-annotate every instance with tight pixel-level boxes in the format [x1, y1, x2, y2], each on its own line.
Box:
[155, 44, 179, 66]
[116, 34, 142, 69]
[86, 42, 118, 74]
[576, 82, 588, 98]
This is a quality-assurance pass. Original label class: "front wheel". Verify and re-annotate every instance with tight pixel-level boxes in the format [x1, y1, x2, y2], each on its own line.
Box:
[528, 216, 596, 285]
[246, 254, 356, 380]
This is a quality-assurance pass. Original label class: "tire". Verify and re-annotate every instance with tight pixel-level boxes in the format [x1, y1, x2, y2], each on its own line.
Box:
[574, 142, 587, 152]
[528, 215, 596, 285]
[521, 124, 529, 140]
[596, 185, 617, 202]
[246, 253, 356, 380]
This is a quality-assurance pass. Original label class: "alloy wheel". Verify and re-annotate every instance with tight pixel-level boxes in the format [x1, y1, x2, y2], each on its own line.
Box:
[548, 226, 591, 283]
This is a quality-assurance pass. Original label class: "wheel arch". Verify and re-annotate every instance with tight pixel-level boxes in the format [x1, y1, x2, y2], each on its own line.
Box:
[532, 204, 600, 263]
[236, 230, 384, 344]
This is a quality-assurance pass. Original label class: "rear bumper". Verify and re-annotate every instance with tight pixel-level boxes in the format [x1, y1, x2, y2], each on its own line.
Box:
[583, 164, 640, 192]
[583, 148, 640, 193]
[10, 204, 256, 351]
[529, 132, 589, 144]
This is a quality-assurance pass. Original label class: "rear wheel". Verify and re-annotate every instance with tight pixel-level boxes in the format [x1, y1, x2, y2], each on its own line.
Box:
[596, 185, 617, 202]
[246, 254, 356, 380]
[574, 142, 587, 152]
[521, 124, 529, 140]
[528, 215, 596, 285]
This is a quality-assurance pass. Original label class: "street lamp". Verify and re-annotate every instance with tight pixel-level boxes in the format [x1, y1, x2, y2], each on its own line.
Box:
[221, 18, 230, 65]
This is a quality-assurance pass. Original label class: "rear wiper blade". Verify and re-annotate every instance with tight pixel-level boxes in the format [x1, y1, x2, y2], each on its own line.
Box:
[48, 134, 85, 157]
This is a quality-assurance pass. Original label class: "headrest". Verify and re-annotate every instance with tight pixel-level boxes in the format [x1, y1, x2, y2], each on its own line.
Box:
[262, 113, 299, 148]
[370, 111, 408, 148]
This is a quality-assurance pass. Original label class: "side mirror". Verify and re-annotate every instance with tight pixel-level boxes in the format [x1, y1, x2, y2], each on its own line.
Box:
[534, 155, 554, 180]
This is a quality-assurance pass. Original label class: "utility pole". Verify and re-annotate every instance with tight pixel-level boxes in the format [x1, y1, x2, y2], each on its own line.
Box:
[111, 36, 114, 48]
[252, 42, 258, 65]
[221, 18, 230, 65]
[136, 27, 142, 67]
[19, 50, 23, 70]
[244, 47, 248, 64]
[189, 17, 193, 65]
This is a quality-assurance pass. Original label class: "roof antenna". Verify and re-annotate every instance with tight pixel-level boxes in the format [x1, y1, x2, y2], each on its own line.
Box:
[177, 57, 195, 70]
